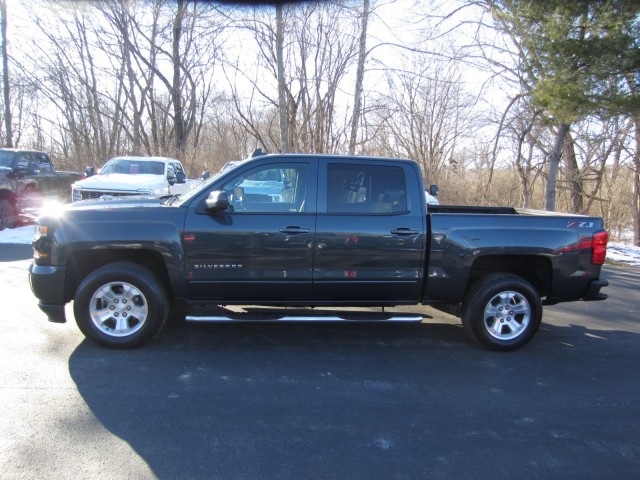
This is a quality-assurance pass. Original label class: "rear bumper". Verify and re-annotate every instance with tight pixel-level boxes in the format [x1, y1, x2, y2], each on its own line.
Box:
[583, 279, 609, 301]
[29, 263, 67, 323]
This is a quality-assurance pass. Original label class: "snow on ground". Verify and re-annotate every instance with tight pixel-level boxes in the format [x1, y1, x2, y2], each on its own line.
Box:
[0, 225, 37, 244]
[606, 242, 640, 266]
[2, 224, 639, 266]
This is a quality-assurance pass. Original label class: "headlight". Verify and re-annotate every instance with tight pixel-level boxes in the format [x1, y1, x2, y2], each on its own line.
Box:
[72, 186, 83, 202]
[32, 224, 52, 264]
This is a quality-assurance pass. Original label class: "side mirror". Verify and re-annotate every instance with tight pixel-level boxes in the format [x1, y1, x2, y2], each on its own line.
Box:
[176, 171, 187, 184]
[429, 184, 439, 197]
[202, 171, 210, 180]
[84, 166, 95, 177]
[205, 190, 229, 212]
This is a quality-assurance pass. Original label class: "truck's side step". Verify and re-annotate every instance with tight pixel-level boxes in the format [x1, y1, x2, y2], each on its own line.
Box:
[185, 308, 423, 323]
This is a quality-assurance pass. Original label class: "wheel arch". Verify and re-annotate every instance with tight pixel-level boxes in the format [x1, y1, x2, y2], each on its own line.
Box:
[0, 188, 17, 211]
[467, 254, 551, 298]
[0, 188, 17, 203]
[63, 249, 173, 302]
[0, 189, 17, 229]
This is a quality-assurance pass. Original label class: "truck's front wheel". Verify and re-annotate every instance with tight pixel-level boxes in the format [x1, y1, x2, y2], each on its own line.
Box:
[73, 262, 169, 348]
[461, 273, 541, 351]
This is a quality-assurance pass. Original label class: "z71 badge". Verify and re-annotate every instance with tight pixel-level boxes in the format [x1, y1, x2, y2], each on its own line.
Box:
[567, 220, 594, 228]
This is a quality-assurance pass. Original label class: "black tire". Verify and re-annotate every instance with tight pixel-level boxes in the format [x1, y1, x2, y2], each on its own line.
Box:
[461, 273, 542, 351]
[0, 198, 14, 231]
[73, 262, 170, 348]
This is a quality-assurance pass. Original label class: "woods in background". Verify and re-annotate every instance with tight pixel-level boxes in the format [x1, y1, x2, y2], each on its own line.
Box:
[1, 0, 639, 243]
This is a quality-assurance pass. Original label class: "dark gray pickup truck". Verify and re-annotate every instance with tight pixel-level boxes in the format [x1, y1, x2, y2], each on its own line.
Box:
[0, 148, 82, 229]
[29, 153, 609, 350]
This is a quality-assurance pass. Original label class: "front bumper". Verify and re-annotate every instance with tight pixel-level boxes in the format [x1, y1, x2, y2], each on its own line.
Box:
[28, 263, 67, 323]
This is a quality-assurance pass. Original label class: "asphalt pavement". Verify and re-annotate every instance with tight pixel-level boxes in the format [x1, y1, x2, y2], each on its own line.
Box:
[1, 245, 639, 479]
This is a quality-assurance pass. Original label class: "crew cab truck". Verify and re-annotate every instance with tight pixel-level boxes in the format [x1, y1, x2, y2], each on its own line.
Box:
[29, 153, 609, 351]
[0, 148, 82, 229]
[71, 156, 200, 202]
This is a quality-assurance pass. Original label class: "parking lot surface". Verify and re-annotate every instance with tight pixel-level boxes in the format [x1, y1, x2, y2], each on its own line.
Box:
[1, 244, 639, 479]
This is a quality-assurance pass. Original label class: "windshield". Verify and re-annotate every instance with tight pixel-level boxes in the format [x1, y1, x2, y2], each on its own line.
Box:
[100, 159, 165, 175]
[0, 151, 15, 168]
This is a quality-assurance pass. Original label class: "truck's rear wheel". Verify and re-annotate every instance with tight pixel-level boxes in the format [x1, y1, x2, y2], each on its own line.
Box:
[461, 273, 541, 351]
[73, 262, 169, 348]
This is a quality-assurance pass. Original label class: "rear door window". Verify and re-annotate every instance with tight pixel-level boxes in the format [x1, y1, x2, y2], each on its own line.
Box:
[326, 164, 407, 214]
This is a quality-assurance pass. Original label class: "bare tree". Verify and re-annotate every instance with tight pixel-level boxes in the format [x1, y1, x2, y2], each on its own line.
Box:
[124, 0, 224, 160]
[12, 1, 130, 167]
[558, 123, 620, 216]
[226, 2, 360, 154]
[374, 55, 476, 185]
[96, 0, 150, 157]
[501, 102, 545, 208]
[14, 0, 225, 172]
[1, 0, 11, 147]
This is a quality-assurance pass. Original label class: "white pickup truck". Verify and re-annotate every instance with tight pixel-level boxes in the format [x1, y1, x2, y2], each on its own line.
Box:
[71, 156, 202, 202]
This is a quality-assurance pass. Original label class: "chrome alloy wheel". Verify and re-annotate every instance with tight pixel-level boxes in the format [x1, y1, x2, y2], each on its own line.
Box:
[483, 290, 531, 341]
[89, 281, 148, 337]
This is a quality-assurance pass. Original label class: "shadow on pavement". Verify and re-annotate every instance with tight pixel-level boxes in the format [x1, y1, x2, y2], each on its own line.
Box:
[68, 319, 640, 479]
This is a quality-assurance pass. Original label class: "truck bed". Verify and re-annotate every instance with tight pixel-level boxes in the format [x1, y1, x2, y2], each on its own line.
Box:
[428, 204, 517, 215]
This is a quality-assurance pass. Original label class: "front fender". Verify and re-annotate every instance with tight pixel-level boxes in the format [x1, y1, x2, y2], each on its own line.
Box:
[49, 207, 188, 299]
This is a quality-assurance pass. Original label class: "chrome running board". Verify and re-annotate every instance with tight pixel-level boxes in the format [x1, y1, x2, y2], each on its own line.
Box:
[185, 309, 423, 323]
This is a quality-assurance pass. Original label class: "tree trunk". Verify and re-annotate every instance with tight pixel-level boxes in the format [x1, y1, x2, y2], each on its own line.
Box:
[76, 14, 107, 161]
[172, 0, 186, 158]
[1, 0, 12, 147]
[562, 131, 584, 213]
[633, 116, 640, 246]
[545, 123, 570, 211]
[348, 0, 369, 155]
[276, 4, 288, 153]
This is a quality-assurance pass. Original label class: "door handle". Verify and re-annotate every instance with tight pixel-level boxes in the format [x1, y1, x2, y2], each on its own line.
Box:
[279, 226, 310, 234]
[391, 228, 419, 235]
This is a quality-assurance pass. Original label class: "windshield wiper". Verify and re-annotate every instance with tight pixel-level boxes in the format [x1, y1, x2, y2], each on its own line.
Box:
[161, 194, 181, 205]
